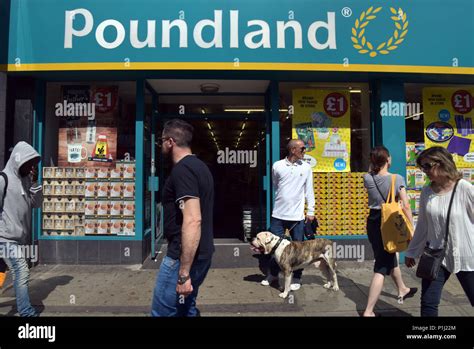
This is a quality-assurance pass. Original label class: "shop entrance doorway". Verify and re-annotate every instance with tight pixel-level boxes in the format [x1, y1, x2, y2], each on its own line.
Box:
[145, 80, 271, 257]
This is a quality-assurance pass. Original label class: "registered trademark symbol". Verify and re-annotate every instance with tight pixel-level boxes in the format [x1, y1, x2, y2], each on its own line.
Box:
[341, 7, 352, 17]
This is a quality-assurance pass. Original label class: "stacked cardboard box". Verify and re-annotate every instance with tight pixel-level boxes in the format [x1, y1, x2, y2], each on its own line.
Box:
[42, 161, 136, 237]
[84, 162, 136, 236]
[42, 167, 86, 236]
[313, 173, 369, 236]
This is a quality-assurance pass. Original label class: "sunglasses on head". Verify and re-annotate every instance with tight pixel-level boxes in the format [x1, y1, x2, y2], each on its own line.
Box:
[418, 162, 437, 171]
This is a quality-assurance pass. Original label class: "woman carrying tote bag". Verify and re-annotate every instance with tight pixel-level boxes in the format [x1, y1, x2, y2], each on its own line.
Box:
[405, 147, 474, 317]
[362, 146, 417, 317]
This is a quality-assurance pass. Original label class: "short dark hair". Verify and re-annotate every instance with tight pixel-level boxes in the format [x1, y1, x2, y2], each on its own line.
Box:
[369, 146, 390, 174]
[163, 119, 194, 147]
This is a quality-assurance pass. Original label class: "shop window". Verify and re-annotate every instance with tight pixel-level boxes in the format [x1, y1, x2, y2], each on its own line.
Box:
[42, 82, 136, 237]
[279, 82, 371, 172]
[279, 82, 371, 236]
[404, 84, 474, 228]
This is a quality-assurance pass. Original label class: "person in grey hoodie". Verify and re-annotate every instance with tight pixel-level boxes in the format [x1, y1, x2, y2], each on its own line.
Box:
[0, 141, 43, 316]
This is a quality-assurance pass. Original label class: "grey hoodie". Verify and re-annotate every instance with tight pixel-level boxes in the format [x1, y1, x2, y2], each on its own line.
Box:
[0, 142, 43, 244]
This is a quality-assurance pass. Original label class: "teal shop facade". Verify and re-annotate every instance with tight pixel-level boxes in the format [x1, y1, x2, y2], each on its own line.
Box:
[1, 0, 473, 264]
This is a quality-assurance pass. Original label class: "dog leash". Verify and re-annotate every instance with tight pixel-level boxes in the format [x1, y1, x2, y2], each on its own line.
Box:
[284, 222, 299, 238]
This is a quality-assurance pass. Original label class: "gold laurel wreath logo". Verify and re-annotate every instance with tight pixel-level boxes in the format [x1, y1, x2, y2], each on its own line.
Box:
[351, 6, 409, 57]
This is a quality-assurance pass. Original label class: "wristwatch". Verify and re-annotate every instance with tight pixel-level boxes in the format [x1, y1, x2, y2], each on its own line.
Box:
[177, 274, 190, 285]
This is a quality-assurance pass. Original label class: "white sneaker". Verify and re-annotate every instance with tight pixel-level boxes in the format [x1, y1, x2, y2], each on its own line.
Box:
[261, 275, 277, 286]
[290, 278, 302, 291]
[290, 283, 301, 291]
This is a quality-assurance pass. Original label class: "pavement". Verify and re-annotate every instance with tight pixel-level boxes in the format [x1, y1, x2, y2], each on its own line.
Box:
[1, 258, 473, 317]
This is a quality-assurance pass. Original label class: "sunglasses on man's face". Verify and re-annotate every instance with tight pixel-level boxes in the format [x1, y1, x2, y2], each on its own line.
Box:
[418, 162, 437, 171]
[299, 147, 306, 152]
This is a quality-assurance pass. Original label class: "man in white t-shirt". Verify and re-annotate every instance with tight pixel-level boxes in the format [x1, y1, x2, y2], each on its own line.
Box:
[261, 139, 316, 291]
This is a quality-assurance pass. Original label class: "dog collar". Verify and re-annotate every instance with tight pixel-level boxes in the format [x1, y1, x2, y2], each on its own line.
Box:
[269, 237, 284, 255]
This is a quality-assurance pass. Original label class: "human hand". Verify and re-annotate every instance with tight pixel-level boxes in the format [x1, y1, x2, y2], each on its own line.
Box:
[306, 215, 315, 222]
[30, 166, 38, 182]
[176, 278, 193, 297]
[405, 257, 416, 268]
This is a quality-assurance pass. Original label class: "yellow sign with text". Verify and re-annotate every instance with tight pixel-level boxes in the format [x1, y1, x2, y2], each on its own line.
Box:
[292, 90, 351, 172]
[423, 87, 474, 168]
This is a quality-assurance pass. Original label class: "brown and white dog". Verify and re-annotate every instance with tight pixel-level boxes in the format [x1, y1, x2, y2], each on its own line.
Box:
[251, 231, 339, 298]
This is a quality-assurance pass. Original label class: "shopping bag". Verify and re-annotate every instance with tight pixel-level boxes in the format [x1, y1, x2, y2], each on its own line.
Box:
[0, 258, 7, 287]
[380, 175, 414, 253]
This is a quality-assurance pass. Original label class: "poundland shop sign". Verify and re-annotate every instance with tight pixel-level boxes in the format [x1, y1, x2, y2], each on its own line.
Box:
[5, 0, 474, 73]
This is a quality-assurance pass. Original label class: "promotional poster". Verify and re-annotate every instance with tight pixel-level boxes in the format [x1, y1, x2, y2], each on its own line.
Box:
[292, 89, 351, 172]
[423, 87, 474, 168]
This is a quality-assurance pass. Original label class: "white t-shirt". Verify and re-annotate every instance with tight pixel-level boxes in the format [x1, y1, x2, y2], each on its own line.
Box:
[271, 158, 315, 221]
[405, 179, 474, 273]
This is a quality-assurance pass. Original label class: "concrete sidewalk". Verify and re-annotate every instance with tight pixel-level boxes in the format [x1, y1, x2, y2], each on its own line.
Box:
[1, 261, 472, 317]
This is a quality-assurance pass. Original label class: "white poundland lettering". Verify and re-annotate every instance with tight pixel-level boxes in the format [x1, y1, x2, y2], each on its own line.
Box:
[64, 9, 337, 51]
[18, 323, 56, 343]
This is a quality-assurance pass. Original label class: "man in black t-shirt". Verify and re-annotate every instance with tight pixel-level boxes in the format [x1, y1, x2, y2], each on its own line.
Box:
[151, 119, 214, 317]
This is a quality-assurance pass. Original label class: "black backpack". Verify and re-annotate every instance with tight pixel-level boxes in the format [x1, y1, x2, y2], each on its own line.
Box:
[0, 171, 7, 213]
[0, 171, 7, 273]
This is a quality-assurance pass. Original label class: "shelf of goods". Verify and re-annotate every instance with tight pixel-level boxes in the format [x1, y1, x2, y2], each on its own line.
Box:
[41, 162, 136, 237]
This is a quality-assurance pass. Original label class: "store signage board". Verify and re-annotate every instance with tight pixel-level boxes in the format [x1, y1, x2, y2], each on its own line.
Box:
[5, 0, 474, 73]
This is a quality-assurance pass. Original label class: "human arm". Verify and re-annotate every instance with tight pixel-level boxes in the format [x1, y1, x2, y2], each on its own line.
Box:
[272, 163, 278, 190]
[466, 180, 474, 223]
[399, 187, 414, 230]
[405, 190, 429, 267]
[305, 167, 315, 220]
[177, 197, 202, 296]
[29, 166, 43, 208]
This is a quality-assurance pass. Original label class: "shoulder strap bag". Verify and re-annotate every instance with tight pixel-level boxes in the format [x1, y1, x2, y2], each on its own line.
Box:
[416, 180, 460, 281]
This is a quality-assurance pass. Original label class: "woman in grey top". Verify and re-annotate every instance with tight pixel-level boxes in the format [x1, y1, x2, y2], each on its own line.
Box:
[362, 146, 417, 317]
[405, 147, 474, 316]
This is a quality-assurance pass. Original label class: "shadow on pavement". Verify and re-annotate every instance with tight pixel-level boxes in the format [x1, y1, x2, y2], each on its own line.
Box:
[243, 267, 414, 316]
[0, 275, 73, 316]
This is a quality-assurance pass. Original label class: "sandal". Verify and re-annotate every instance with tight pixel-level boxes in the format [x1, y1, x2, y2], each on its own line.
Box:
[397, 287, 418, 304]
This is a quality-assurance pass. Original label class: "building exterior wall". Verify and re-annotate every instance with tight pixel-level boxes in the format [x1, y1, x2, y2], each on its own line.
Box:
[1, 0, 473, 264]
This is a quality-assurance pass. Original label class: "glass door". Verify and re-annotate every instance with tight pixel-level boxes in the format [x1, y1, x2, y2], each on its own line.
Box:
[145, 87, 163, 259]
[146, 88, 270, 246]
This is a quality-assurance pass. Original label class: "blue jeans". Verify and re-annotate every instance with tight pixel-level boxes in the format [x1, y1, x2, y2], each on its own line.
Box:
[421, 266, 474, 317]
[151, 256, 212, 317]
[0, 242, 37, 317]
[269, 218, 305, 280]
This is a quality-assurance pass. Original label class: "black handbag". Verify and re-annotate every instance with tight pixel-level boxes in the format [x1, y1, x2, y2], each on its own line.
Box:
[416, 180, 459, 281]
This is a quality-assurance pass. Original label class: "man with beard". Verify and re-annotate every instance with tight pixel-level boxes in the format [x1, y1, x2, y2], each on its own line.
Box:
[151, 119, 215, 317]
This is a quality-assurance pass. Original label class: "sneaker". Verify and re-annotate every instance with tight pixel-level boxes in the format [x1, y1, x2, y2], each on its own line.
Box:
[290, 278, 302, 291]
[290, 283, 301, 291]
[261, 275, 277, 286]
